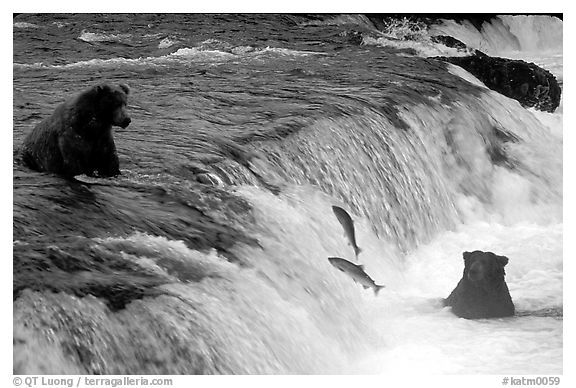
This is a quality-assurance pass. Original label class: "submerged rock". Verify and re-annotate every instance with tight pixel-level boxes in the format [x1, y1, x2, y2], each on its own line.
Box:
[435, 51, 561, 112]
[430, 35, 468, 51]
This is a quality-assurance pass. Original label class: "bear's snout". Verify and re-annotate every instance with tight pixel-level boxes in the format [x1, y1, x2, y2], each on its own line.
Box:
[467, 261, 485, 282]
[120, 117, 131, 128]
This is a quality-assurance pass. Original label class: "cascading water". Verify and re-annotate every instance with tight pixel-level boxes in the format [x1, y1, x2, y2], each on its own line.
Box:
[429, 15, 563, 56]
[429, 15, 564, 79]
[12, 14, 562, 375]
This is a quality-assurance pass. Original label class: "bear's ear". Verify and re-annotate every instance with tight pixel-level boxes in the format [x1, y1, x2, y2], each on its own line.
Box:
[118, 83, 130, 95]
[463, 251, 474, 267]
[495, 254, 509, 267]
[94, 84, 111, 95]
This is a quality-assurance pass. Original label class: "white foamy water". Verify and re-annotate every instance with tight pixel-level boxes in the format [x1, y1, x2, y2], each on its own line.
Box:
[78, 30, 132, 43]
[232, 69, 564, 373]
[158, 37, 178, 49]
[13, 22, 39, 29]
[364, 78, 562, 373]
[430, 15, 562, 57]
[351, 220, 562, 374]
[363, 35, 470, 58]
[231, 173, 562, 374]
[430, 15, 563, 78]
[12, 44, 324, 71]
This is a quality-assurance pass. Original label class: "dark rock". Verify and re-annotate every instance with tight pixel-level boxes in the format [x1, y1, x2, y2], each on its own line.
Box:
[435, 51, 561, 112]
[444, 250, 515, 319]
[340, 29, 365, 45]
[13, 239, 170, 311]
[196, 172, 224, 186]
[430, 35, 468, 51]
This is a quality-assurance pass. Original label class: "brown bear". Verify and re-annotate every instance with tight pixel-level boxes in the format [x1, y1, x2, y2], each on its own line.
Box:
[19, 83, 131, 178]
[444, 250, 515, 319]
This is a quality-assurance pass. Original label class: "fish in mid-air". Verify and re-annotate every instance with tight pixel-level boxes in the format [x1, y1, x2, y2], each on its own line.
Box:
[328, 257, 385, 296]
[331, 205, 362, 259]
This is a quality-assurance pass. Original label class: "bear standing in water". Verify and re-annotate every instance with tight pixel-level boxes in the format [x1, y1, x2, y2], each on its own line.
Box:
[20, 83, 131, 178]
[444, 250, 515, 319]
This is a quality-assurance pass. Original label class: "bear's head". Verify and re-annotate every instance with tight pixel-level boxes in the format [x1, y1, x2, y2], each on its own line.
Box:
[463, 250, 508, 285]
[93, 83, 131, 128]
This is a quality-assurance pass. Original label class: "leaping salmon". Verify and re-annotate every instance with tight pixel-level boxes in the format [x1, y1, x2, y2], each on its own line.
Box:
[332, 205, 362, 259]
[328, 256, 385, 296]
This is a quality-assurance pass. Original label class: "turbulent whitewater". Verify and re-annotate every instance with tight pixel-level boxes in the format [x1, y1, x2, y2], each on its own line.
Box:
[12, 14, 562, 374]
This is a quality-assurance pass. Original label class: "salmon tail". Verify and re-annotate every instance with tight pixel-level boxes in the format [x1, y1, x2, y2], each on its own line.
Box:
[374, 284, 386, 296]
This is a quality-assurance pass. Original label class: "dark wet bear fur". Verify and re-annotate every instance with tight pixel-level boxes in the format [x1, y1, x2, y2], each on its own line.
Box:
[444, 250, 515, 319]
[19, 83, 131, 178]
